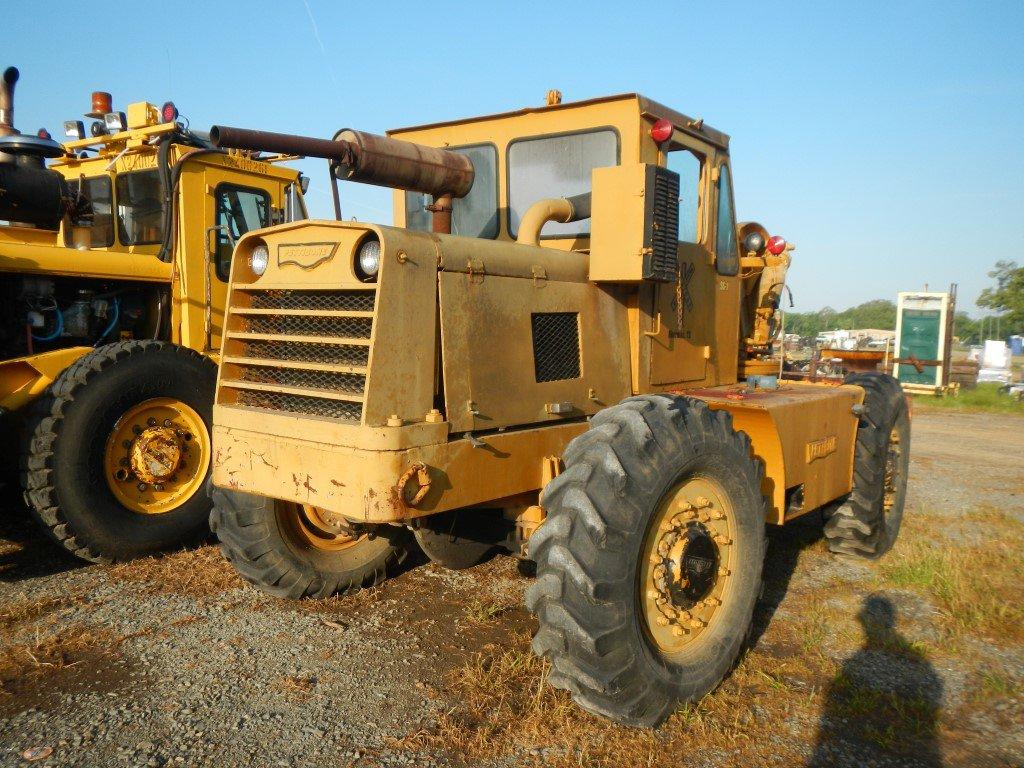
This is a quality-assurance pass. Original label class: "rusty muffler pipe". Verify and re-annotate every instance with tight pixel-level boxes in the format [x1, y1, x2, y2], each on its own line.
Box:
[209, 125, 474, 200]
[0, 66, 19, 137]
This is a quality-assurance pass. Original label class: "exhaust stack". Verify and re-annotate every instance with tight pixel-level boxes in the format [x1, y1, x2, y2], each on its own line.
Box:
[0, 66, 17, 137]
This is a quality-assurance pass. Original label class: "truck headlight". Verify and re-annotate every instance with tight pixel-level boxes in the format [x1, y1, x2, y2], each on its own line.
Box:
[249, 243, 269, 276]
[356, 238, 380, 281]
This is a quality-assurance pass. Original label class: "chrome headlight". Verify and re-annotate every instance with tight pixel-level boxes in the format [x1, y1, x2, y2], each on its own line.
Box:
[248, 243, 269, 276]
[356, 239, 381, 281]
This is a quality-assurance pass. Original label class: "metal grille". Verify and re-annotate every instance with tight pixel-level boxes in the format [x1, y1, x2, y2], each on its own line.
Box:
[237, 391, 362, 422]
[250, 289, 376, 313]
[531, 312, 581, 383]
[241, 340, 369, 367]
[644, 166, 681, 282]
[239, 366, 365, 395]
[245, 315, 373, 339]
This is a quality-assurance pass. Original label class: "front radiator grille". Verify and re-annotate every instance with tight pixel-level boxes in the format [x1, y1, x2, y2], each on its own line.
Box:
[224, 288, 376, 423]
[239, 366, 365, 395]
[250, 289, 375, 313]
[241, 340, 369, 367]
[532, 312, 581, 383]
[237, 391, 363, 422]
[244, 314, 373, 339]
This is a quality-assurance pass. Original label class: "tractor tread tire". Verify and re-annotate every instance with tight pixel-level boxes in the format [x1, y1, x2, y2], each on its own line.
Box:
[824, 372, 909, 559]
[526, 394, 767, 728]
[210, 486, 413, 600]
[20, 340, 216, 563]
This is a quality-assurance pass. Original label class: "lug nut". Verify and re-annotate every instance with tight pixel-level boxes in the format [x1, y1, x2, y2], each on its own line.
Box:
[132, 425, 142, 435]
[137, 482, 148, 491]
[163, 419, 172, 427]
[114, 468, 130, 482]
[672, 626, 685, 637]
[147, 417, 157, 427]
[656, 616, 669, 627]
[122, 440, 131, 449]
[154, 483, 164, 491]
[119, 458, 129, 467]
[647, 589, 659, 600]
[719, 566, 731, 576]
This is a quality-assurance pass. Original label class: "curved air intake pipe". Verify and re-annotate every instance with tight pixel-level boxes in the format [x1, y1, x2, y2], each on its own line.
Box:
[0, 66, 17, 137]
[516, 192, 591, 247]
[208, 125, 474, 200]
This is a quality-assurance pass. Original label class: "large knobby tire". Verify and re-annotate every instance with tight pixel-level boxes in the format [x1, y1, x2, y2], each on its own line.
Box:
[526, 395, 767, 728]
[21, 341, 216, 563]
[824, 372, 910, 559]
[210, 487, 413, 599]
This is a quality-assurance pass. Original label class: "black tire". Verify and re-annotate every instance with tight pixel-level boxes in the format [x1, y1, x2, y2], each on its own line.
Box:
[21, 341, 216, 563]
[210, 487, 413, 599]
[824, 372, 910, 559]
[526, 395, 767, 728]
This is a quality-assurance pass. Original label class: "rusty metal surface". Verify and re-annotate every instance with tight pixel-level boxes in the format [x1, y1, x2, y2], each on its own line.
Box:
[209, 125, 474, 198]
[0, 66, 17, 137]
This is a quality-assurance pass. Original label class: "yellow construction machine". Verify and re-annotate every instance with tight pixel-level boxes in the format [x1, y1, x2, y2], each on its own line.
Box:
[207, 92, 910, 726]
[0, 66, 307, 562]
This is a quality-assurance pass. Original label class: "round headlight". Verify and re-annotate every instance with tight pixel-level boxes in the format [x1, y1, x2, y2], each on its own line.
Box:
[356, 239, 381, 280]
[248, 243, 269, 276]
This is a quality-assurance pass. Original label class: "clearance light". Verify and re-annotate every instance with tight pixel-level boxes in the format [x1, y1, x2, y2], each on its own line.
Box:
[63, 120, 85, 140]
[36, 128, 52, 140]
[650, 118, 673, 144]
[103, 111, 127, 133]
[161, 101, 178, 123]
[767, 235, 787, 255]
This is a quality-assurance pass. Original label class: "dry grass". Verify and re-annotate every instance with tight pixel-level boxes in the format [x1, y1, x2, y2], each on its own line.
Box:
[275, 674, 322, 701]
[401, 635, 823, 768]
[464, 597, 516, 625]
[0, 624, 116, 693]
[108, 545, 243, 597]
[0, 592, 85, 630]
[879, 508, 1024, 643]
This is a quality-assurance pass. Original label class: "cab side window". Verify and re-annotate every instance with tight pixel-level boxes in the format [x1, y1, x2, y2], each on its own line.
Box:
[667, 149, 702, 244]
[715, 165, 738, 276]
[63, 176, 114, 248]
[116, 170, 164, 246]
[214, 185, 271, 281]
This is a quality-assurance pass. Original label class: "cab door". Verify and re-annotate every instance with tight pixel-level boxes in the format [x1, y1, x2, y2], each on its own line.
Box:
[173, 157, 287, 355]
[649, 141, 714, 386]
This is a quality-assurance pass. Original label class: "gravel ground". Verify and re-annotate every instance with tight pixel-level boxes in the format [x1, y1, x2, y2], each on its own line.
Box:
[1, 408, 1022, 768]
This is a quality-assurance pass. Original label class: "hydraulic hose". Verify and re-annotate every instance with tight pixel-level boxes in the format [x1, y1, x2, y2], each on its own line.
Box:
[31, 308, 64, 342]
[94, 298, 120, 346]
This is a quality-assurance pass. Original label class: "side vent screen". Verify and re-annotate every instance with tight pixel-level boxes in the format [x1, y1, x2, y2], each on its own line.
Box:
[643, 165, 681, 282]
[531, 312, 581, 383]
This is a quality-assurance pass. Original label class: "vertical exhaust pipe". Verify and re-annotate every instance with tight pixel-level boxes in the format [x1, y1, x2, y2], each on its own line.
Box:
[0, 66, 18, 137]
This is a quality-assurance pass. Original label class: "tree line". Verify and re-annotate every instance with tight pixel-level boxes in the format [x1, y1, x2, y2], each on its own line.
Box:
[782, 261, 1024, 345]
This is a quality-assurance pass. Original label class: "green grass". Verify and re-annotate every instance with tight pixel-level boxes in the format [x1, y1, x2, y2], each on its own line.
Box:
[912, 382, 1024, 414]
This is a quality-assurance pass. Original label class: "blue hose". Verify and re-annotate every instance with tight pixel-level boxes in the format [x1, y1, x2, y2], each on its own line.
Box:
[94, 298, 120, 346]
[31, 308, 64, 342]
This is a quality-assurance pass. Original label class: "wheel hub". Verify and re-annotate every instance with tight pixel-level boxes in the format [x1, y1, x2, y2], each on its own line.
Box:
[129, 426, 182, 483]
[641, 481, 734, 653]
[103, 397, 209, 515]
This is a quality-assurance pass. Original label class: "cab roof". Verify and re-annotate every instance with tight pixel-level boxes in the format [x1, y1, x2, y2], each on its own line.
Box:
[387, 92, 729, 150]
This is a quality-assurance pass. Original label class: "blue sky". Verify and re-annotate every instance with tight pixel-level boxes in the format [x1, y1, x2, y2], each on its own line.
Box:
[4, 1, 1022, 315]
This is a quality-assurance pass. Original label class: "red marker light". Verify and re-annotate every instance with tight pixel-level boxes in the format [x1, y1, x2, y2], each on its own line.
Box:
[161, 101, 178, 123]
[767, 235, 787, 255]
[36, 127, 52, 140]
[650, 118, 673, 144]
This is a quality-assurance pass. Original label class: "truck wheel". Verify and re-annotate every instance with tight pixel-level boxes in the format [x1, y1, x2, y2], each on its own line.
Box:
[526, 395, 767, 727]
[210, 487, 413, 599]
[21, 341, 216, 563]
[824, 372, 910, 559]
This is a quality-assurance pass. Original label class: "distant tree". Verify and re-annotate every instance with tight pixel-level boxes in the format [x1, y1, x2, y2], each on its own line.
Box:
[977, 261, 1024, 334]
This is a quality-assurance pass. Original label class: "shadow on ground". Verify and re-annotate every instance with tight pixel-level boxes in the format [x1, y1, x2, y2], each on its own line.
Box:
[0, 484, 83, 583]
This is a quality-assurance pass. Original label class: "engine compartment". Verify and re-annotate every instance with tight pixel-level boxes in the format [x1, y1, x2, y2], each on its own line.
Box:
[1, 274, 165, 360]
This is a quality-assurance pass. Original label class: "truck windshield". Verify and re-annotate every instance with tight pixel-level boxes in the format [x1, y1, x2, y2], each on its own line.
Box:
[116, 169, 165, 246]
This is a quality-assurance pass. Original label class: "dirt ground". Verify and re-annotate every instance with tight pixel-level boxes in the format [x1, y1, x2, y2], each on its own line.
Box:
[1, 408, 1022, 768]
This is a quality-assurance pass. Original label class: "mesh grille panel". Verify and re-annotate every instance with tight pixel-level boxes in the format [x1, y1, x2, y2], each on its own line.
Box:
[241, 340, 369, 367]
[237, 391, 362, 421]
[532, 312, 581, 383]
[239, 366, 365, 395]
[249, 290, 375, 313]
[645, 166, 681, 282]
[244, 315, 373, 339]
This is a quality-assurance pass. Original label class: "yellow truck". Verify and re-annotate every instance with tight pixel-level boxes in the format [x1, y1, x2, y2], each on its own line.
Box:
[0, 66, 307, 562]
[206, 92, 910, 726]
